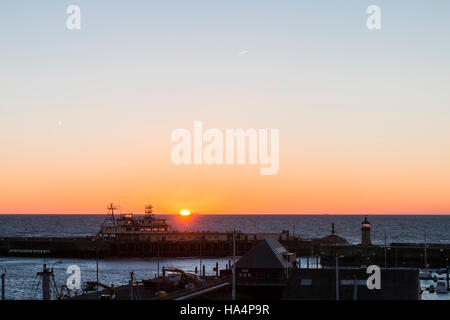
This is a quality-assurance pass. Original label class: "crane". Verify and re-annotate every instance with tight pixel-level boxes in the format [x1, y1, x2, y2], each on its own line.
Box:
[162, 267, 200, 285]
[85, 281, 116, 300]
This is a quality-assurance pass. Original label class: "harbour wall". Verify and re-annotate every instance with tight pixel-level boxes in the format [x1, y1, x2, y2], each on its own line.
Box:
[2, 236, 450, 268]
[320, 243, 450, 268]
[0, 237, 331, 259]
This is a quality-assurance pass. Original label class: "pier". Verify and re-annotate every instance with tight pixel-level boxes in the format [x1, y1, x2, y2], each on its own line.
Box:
[0, 236, 258, 258]
[0, 234, 348, 259]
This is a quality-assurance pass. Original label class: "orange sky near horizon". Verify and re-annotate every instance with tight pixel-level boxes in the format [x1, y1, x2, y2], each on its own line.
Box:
[2, 130, 450, 214]
[2, 106, 450, 214]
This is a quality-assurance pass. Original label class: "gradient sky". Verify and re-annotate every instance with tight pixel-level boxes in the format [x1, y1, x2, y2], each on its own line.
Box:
[1, 1, 450, 214]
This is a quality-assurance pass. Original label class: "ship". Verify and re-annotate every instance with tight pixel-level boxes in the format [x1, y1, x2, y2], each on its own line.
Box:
[98, 203, 293, 243]
[0, 202, 296, 259]
[99, 203, 171, 240]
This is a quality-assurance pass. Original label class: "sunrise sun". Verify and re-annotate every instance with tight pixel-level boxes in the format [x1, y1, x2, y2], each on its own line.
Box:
[179, 210, 191, 216]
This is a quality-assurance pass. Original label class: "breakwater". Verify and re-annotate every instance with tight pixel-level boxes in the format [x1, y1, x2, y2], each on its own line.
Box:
[2, 236, 450, 268]
[320, 243, 450, 268]
[0, 235, 345, 259]
[0, 236, 265, 258]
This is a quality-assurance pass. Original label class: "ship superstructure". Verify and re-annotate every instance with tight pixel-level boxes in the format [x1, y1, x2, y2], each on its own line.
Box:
[99, 203, 170, 240]
[98, 203, 292, 242]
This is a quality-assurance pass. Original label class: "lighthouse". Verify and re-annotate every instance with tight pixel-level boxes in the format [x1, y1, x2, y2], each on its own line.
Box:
[361, 216, 371, 245]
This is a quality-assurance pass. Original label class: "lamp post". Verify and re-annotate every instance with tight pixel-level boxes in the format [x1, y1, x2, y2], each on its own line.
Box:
[232, 229, 236, 301]
[335, 254, 344, 300]
[199, 238, 202, 277]
[445, 251, 449, 291]
[384, 231, 387, 268]
[96, 236, 99, 296]
[335, 255, 339, 300]
[424, 231, 428, 269]
[1, 269, 5, 300]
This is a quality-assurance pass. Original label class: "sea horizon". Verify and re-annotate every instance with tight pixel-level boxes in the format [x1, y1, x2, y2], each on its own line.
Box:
[2, 213, 450, 215]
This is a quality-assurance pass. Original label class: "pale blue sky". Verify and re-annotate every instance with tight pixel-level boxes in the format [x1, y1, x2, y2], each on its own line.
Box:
[2, 0, 449, 143]
[1, 1, 449, 119]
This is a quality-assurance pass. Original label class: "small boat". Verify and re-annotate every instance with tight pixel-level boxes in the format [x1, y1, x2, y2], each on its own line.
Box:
[420, 269, 433, 280]
[436, 281, 447, 293]
[428, 285, 435, 293]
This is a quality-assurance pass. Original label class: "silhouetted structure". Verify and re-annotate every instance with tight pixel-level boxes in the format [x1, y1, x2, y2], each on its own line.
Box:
[235, 238, 296, 299]
[361, 216, 371, 245]
[283, 268, 421, 300]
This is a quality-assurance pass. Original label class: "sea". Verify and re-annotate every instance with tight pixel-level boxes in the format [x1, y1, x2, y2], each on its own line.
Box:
[0, 214, 449, 300]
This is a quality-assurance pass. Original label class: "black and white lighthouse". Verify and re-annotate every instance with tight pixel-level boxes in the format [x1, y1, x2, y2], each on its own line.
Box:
[361, 216, 371, 245]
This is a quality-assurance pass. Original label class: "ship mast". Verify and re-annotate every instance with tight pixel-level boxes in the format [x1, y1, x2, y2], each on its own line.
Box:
[102, 203, 118, 227]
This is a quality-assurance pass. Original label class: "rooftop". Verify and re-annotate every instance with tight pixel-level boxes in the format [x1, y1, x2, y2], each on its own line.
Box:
[236, 238, 293, 270]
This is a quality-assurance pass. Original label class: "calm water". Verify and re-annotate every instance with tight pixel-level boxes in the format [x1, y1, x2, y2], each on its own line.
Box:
[0, 256, 233, 300]
[1, 214, 450, 244]
[0, 214, 449, 300]
[0, 256, 447, 300]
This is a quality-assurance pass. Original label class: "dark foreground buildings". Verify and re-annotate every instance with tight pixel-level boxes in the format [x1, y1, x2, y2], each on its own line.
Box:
[235, 238, 296, 299]
[283, 268, 421, 300]
[233, 238, 421, 300]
